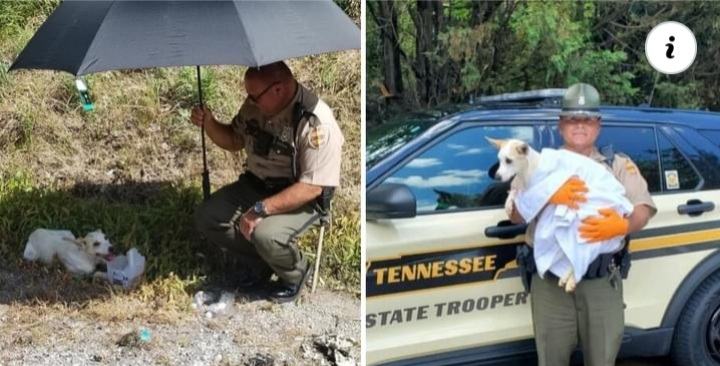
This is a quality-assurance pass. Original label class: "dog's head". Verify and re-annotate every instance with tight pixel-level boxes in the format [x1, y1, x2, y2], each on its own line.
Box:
[486, 137, 530, 183]
[77, 230, 115, 263]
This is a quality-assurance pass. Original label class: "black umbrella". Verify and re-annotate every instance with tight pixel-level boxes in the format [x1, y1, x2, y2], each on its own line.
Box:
[10, 0, 360, 199]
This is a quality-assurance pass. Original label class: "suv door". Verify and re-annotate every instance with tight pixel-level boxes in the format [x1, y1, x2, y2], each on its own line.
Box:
[552, 123, 720, 338]
[366, 122, 542, 365]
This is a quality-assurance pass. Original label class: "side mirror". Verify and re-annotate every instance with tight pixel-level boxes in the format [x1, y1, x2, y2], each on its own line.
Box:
[367, 183, 417, 220]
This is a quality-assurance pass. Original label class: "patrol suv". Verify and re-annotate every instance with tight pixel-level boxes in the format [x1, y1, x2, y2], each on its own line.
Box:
[366, 90, 720, 365]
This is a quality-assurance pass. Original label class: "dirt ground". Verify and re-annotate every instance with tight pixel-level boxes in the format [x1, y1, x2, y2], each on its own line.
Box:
[0, 263, 360, 366]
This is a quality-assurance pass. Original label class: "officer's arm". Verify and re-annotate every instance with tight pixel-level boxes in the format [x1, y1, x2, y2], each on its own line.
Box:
[626, 204, 653, 234]
[615, 156, 656, 234]
[262, 182, 322, 216]
[204, 117, 244, 151]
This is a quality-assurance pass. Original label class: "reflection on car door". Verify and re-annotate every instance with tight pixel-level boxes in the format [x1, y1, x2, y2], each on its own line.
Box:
[366, 123, 540, 364]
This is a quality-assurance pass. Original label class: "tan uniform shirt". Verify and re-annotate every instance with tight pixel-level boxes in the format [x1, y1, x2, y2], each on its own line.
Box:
[230, 84, 344, 187]
[506, 147, 657, 245]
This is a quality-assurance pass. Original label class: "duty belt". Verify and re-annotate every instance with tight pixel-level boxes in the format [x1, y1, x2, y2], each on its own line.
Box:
[243, 172, 293, 194]
[517, 242, 631, 292]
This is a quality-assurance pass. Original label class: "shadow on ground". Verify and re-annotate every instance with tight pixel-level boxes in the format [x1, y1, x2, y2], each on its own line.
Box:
[0, 179, 256, 306]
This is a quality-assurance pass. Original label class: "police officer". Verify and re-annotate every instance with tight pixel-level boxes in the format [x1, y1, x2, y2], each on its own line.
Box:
[190, 61, 343, 303]
[507, 83, 656, 366]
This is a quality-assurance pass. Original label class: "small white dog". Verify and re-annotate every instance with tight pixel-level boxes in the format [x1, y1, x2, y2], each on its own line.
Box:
[23, 229, 116, 275]
[486, 137, 540, 189]
[486, 138, 542, 220]
[486, 137, 577, 292]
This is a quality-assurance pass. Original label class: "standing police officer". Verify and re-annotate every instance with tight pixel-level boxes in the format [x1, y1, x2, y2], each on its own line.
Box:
[191, 61, 343, 303]
[506, 83, 656, 365]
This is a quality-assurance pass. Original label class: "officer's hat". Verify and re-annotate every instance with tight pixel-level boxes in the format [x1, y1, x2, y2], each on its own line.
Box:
[559, 83, 601, 118]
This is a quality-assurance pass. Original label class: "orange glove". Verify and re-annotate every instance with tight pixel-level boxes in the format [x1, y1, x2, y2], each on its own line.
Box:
[579, 208, 629, 243]
[549, 176, 588, 209]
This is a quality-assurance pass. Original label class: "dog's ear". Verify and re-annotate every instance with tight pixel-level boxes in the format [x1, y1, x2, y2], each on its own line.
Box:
[65, 237, 85, 248]
[485, 137, 505, 150]
[516, 143, 528, 156]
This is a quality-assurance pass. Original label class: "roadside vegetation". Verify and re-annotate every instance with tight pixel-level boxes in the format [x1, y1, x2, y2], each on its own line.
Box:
[0, 0, 361, 309]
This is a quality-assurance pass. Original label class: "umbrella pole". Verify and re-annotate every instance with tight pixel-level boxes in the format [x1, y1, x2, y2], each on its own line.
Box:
[197, 65, 211, 200]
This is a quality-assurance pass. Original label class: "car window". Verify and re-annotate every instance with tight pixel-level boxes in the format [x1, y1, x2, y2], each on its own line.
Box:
[664, 125, 720, 190]
[383, 125, 535, 213]
[367, 119, 436, 168]
[552, 125, 662, 192]
[657, 131, 701, 191]
[699, 130, 720, 149]
[595, 126, 661, 193]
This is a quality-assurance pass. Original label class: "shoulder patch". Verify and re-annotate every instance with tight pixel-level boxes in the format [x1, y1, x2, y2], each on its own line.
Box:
[616, 155, 639, 175]
[625, 161, 638, 175]
[308, 124, 329, 149]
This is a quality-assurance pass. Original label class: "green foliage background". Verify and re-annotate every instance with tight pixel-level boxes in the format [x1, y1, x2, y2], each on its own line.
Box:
[367, 1, 720, 126]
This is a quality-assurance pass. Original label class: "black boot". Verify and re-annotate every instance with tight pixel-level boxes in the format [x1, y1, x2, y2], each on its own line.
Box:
[270, 265, 314, 303]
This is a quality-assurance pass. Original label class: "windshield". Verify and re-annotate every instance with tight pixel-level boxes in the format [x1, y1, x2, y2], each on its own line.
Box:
[367, 105, 470, 167]
[366, 119, 436, 168]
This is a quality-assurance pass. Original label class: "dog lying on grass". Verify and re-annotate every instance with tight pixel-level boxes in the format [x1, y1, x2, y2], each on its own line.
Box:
[23, 229, 116, 275]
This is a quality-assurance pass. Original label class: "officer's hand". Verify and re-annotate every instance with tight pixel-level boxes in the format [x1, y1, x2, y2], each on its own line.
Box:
[239, 209, 263, 241]
[549, 176, 588, 209]
[190, 105, 214, 127]
[579, 208, 629, 243]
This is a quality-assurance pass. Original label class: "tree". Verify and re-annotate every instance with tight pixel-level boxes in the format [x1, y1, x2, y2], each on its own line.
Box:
[368, 1, 404, 97]
[411, 0, 444, 105]
[367, 0, 720, 126]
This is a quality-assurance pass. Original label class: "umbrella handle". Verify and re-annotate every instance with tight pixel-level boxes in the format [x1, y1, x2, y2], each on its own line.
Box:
[197, 65, 210, 200]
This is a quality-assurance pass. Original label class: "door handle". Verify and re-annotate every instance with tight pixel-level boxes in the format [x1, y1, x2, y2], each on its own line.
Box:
[677, 199, 715, 217]
[485, 220, 527, 239]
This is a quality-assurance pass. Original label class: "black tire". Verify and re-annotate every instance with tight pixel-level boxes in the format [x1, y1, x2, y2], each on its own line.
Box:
[672, 270, 720, 366]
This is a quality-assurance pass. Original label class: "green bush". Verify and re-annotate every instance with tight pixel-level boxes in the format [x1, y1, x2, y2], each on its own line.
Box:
[0, 1, 58, 37]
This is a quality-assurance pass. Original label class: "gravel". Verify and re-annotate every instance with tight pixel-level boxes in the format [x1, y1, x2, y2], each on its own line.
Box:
[1, 282, 360, 366]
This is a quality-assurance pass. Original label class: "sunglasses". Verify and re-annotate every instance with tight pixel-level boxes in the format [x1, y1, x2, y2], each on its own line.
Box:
[559, 116, 601, 125]
[247, 81, 281, 104]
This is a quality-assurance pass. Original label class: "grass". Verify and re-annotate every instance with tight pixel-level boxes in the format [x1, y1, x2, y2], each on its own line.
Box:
[0, 3, 360, 306]
[0, 172, 204, 279]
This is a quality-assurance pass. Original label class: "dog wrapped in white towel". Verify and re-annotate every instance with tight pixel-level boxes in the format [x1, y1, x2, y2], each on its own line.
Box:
[488, 138, 633, 292]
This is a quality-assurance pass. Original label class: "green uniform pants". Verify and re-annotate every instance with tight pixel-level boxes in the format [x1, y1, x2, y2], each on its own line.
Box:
[531, 272, 624, 366]
[194, 174, 319, 286]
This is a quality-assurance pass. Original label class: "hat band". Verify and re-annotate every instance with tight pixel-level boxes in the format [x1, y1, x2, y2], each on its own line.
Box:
[559, 109, 601, 118]
[561, 107, 600, 112]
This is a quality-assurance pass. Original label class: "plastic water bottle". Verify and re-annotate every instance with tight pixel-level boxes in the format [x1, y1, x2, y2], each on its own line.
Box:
[205, 292, 235, 318]
[192, 290, 214, 310]
[75, 78, 94, 111]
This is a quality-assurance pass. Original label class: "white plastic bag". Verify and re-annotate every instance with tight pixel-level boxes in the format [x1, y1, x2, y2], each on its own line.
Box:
[107, 248, 145, 288]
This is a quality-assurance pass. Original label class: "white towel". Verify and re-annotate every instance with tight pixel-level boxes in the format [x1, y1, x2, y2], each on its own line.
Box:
[515, 148, 634, 282]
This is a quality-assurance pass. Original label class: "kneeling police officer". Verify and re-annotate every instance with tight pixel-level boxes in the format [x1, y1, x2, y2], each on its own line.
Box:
[191, 61, 343, 303]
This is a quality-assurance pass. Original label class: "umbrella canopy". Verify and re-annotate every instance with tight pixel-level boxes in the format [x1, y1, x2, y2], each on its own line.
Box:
[10, 0, 360, 75]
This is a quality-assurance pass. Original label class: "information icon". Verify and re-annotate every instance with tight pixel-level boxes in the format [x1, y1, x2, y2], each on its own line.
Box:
[645, 21, 696, 75]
